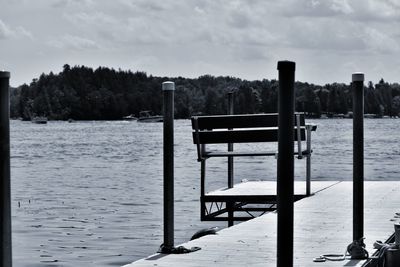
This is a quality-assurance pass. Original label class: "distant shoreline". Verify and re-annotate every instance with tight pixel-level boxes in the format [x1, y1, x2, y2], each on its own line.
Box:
[10, 115, 399, 122]
[10, 65, 400, 121]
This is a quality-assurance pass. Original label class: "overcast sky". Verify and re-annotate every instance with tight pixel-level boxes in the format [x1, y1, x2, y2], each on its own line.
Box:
[1, 0, 400, 87]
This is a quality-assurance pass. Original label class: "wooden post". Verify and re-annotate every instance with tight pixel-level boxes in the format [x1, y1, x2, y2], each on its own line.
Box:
[227, 91, 234, 227]
[352, 73, 364, 241]
[0, 71, 12, 267]
[277, 61, 296, 267]
[163, 81, 175, 250]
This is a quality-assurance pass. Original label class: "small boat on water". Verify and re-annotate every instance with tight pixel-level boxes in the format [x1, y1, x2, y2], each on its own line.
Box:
[31, 116, 48, 124]
[137, 111, 163, 123]
[122, 114, 138, 121]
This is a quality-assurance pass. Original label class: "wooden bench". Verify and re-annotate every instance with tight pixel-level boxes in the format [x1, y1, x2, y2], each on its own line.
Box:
[191, 113, 317, 224]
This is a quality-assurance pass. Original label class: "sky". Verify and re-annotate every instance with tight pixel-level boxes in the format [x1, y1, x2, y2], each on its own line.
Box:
[1, 0, 400, 87]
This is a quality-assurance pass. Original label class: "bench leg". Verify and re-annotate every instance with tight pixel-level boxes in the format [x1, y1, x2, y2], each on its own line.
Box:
[201, 160, 206, 220]
[227, 202, 234, 227]
[306, 154, 311, 196]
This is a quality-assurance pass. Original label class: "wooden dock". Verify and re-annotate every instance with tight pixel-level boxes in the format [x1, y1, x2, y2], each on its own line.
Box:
[206, 180, 333, 197]
[123, 181, 400, 267]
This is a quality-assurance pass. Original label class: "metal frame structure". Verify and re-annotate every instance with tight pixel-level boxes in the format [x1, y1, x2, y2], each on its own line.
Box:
[201, 194, 306, 222]
[191, 113, 316, 224]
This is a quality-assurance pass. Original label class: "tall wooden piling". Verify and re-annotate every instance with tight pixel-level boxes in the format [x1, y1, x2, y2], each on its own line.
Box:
[352, 73, 364, 241]
[0, 71, 12, 267]
[277, 61, 296, 267]
[163, 81, 175, 250]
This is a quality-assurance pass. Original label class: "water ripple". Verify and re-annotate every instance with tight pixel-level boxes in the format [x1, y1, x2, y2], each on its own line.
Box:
[10, 118, 400, 266]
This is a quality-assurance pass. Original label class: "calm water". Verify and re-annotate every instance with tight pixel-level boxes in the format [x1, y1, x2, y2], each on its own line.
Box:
[10, 119, 400, 266]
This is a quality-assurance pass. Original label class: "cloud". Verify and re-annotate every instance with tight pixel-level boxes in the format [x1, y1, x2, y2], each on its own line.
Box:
[234, 45, 271, 61]
[0, 20, 13, 39]
[61, 1, 280, 52]
[64, 11, 116, 26]
[118, 0, 173, 12]
[362, 27, 400, 53]
[278, 0, 400, 21]
[330, 0, 353, 14]
[386, 0, 400, 8]
[280, 0, 354, 17]
[51, 0, 93, 8]
[15, 26, 33, 39]
[64, 10, 178, 45]
[0, 19, 33, 40]
[357, 0, 400, 21]
[3, 0, 400, 86]
[47, 34, 100, 50]
[282, 18, 364, 51]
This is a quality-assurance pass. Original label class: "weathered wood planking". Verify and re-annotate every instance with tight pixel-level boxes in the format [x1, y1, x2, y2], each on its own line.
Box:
[123, 182, 400, 267]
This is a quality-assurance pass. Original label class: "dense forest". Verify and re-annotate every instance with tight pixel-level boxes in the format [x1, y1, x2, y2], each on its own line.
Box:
[10, 64, 400, 120]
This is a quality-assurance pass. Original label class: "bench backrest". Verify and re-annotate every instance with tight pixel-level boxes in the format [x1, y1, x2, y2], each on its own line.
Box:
[191, 113, 306, 145]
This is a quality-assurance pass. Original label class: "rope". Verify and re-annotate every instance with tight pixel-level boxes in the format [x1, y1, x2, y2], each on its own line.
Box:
[373, 240, 398, 267]
[313, 250, 347, 263]
[158, 244, 201, 254]
[347, 238, 369, 259]
[313, 237, 369, 263]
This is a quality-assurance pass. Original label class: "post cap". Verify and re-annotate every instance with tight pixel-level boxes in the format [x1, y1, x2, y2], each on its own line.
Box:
[352, 73, 364, 82]
[0, 71, 10, 78]
[277, 61, 296, 71]
[162, 81, 175, 91]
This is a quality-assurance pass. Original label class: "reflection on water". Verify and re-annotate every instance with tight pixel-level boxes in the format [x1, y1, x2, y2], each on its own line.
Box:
[11, 119, 400, 266]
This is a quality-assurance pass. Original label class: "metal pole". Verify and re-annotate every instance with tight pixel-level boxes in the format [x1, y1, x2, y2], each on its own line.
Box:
[0, 71, 12, 267]
[163, 81, 175, 250]
[227, 91, 234, 188]
[352, 73, 364, 241]
[306, 126, 312, 196]
[227, 92, 234, 227]
[277, 61, 295, 267]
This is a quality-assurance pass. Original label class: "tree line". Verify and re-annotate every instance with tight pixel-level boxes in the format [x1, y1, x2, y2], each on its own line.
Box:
[10, 64, 400, 120]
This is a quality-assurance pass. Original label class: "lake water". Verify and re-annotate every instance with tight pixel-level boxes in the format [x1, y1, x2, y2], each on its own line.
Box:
[10, 118, 400, 266]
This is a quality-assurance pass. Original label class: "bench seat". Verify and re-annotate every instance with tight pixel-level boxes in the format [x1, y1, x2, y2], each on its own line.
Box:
[191, 113, 316, 224]
[203, 150, 312, 158]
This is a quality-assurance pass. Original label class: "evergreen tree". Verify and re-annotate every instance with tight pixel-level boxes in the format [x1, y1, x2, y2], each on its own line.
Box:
[9, 65, 400, 120]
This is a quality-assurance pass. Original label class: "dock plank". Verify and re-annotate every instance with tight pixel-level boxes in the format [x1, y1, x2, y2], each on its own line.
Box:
[123, 181, 400, 267]
[206, 180, 339, 196]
